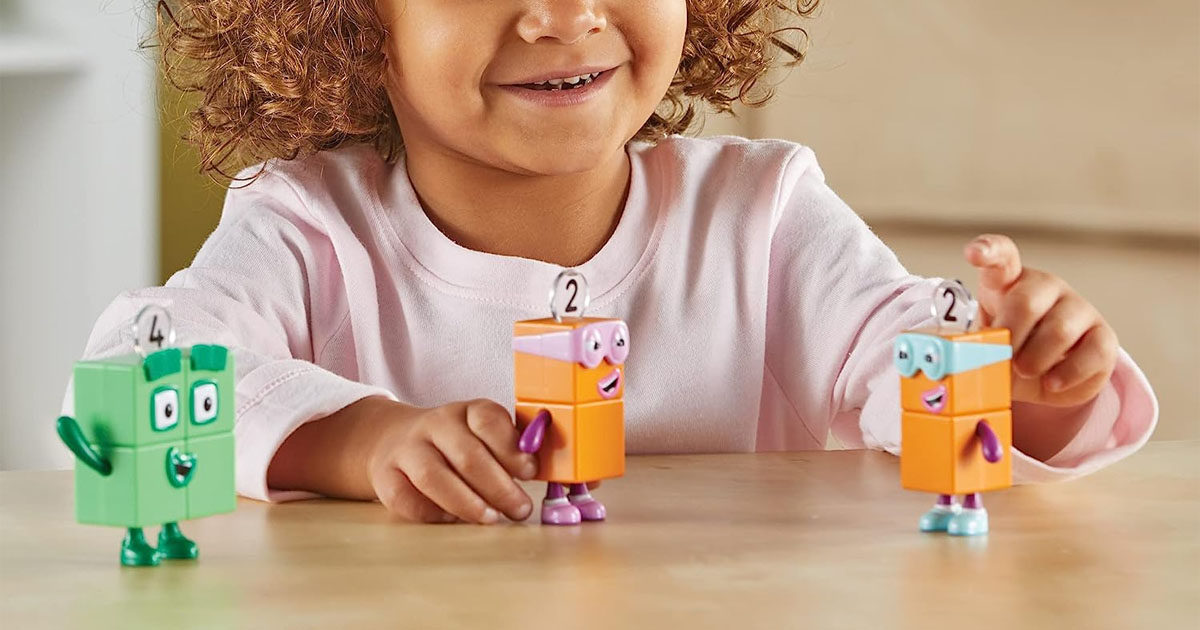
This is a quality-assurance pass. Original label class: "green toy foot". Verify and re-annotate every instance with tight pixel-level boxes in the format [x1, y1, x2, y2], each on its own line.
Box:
[121, 528, 161, 567]
[947, 508, 989, 536]
[919, 505, 958, 532]
[157, 522, 198, 560]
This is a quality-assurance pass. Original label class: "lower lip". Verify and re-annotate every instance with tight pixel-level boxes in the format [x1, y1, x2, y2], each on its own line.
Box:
[496, 68, 617, 108]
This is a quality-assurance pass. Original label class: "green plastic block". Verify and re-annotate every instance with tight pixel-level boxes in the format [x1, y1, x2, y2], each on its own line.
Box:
[184, 345, 234, 438]
[73, 351, 188, 447]
[186, 432, 236, 519]
[75, 442, 189, 527]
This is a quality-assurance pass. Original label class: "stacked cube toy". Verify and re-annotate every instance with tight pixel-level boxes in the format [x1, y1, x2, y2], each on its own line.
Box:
[513, 271, 627, 525]
[896, 281, 1013, 536]
[56, 308, 235, 566]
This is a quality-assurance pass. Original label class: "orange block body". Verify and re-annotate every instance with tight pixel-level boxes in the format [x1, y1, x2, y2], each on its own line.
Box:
[899, 327, 1013, 495]
[515, 317, 626, 484]
[901, 410, 1012, 494]
[515, 401, 625, 483]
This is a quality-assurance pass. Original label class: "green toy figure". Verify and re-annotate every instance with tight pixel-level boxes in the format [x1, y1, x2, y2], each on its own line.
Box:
[56, 307, 235, 567]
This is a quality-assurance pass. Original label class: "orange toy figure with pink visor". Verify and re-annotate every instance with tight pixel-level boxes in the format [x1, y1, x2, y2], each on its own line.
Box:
[896, 280, 1013, 536]
[513, 271, 627, 525]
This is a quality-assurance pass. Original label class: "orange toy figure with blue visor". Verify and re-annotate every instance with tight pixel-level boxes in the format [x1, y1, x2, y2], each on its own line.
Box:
[514, 271, 627, 525]
[896, 280, 1013, 536]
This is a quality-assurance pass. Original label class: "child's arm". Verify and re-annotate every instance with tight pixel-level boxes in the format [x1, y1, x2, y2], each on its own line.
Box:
[763, 148, 1156, 478]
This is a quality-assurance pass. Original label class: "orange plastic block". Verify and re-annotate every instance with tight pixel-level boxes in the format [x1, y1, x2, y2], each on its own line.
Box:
[515, 400, 625, 483]
[899, 327, 1011, 416]
[514, 318, 625, 404]
[900, 410, 1012, 495]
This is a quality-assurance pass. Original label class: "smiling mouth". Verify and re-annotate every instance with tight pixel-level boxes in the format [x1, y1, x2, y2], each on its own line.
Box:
[519, 71, 603, 91]
[921, 385, 948, 413]
[166, 447, 197, 488]
[597, 369, 621, 399]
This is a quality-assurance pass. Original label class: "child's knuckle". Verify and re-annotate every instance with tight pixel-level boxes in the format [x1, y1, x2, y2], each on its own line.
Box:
[406, 463, 438, 488]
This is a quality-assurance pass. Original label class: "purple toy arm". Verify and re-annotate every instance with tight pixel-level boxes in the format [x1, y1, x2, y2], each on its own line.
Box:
[519, 409, 551, 454]
[976, 420, 1003, 463]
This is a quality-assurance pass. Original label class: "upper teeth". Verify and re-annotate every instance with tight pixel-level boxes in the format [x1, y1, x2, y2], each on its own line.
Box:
[536, 72, 600, 87]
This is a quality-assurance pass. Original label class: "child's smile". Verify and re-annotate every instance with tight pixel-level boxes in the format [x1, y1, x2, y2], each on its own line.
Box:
[497, 66, 620, 108]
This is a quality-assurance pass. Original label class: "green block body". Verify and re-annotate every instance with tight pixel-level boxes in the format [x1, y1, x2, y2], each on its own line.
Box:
[186, 433, 236, 518]
[67, 346, 236, 528]
[75, 443, 188, 527]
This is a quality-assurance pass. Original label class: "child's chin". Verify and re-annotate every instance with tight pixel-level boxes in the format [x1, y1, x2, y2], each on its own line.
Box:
[506, 141, 621, 176]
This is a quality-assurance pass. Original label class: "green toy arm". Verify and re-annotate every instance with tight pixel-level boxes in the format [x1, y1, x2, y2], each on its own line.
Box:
[56, 416, 112, 476]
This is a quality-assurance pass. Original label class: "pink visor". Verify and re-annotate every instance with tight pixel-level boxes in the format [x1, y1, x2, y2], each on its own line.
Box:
[513, 320, 629, 368]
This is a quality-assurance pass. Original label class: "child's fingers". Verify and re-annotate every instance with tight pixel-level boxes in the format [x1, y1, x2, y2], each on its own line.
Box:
[431, 427, 533, 522]
[992, 270, 1063, 352]
[465, 400, 538, 480]
[1043, 325, 1118, 394]
[1013, 293, 1096, 378]
[401, 446, 500, 525]
[964, 234, 1023, 292]
[374, 466, 456, 524]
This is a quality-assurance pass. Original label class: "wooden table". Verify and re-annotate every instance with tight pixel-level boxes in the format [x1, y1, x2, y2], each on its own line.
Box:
[2, 442, 1197, 629]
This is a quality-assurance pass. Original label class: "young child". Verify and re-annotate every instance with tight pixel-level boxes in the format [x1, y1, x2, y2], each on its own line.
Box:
[73, 0, 1155, 525]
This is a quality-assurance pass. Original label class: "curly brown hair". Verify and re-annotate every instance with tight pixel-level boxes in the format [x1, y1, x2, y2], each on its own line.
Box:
[155, 0, 819, 181]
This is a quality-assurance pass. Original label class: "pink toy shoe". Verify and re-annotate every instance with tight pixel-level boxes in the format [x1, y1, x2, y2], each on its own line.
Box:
[568, 491, 606, 522]
[541, 497, 582, 525]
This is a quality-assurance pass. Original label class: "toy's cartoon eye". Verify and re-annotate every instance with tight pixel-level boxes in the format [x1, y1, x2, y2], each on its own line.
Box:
[921, 344, 946, 381]
[191, 381, 219, 425]
[579, 327, 605, 368]
[894, 338, 916, 376]
[609, 323, 630, 364]
[152, 387, 180, 431]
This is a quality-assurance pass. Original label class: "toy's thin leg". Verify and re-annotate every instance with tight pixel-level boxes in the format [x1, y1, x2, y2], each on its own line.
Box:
[567, 482, 606, 522]
[120, 527, 161, 567]
[919, 494, 958, 532]
[541, 482, 581, 526]
[948, 493, 989, 536]
[157, 521, 198, 560]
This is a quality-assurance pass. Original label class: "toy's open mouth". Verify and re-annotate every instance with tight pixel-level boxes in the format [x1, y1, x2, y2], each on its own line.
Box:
[166, 447, 197, 488]
[597, 369, 621, 399]
[921, 385, 948, 413]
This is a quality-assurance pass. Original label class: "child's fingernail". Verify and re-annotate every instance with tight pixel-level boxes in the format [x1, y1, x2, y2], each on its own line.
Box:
[1046, 376, 1064, 392]
[520, 457, 537, 479]
[441, 512, 457, 523]
[481, 508, 499, 524]
[971, 238, 991, 256]
[516, 502, 532, 520]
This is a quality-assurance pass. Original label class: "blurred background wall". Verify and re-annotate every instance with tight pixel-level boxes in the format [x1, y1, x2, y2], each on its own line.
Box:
[1, 0, 157, 470]
[2, 1, 1196, 469]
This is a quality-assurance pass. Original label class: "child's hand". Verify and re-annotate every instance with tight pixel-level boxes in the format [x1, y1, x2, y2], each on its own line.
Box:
[964, 234, 1118, 408]
[367, 399, 537, 524]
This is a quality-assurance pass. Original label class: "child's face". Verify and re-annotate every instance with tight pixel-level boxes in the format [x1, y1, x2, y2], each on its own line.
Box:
[378, 0, 686, 175]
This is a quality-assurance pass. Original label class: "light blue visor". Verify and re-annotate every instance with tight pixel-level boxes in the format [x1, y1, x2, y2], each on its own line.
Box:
[893, 333, 1012, 381]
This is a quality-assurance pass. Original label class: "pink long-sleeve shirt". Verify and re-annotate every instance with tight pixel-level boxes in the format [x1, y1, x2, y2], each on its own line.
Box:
[72, 136, 1158, 502]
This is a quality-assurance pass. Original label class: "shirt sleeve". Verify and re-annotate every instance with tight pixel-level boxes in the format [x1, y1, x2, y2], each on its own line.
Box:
[764, 147, 1158, 482]
[64, 171, 395, 502]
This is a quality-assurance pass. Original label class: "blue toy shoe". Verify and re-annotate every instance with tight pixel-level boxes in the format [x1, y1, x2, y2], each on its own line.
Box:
[947, 508, 989, 536]
[919, 505, 958, 532]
